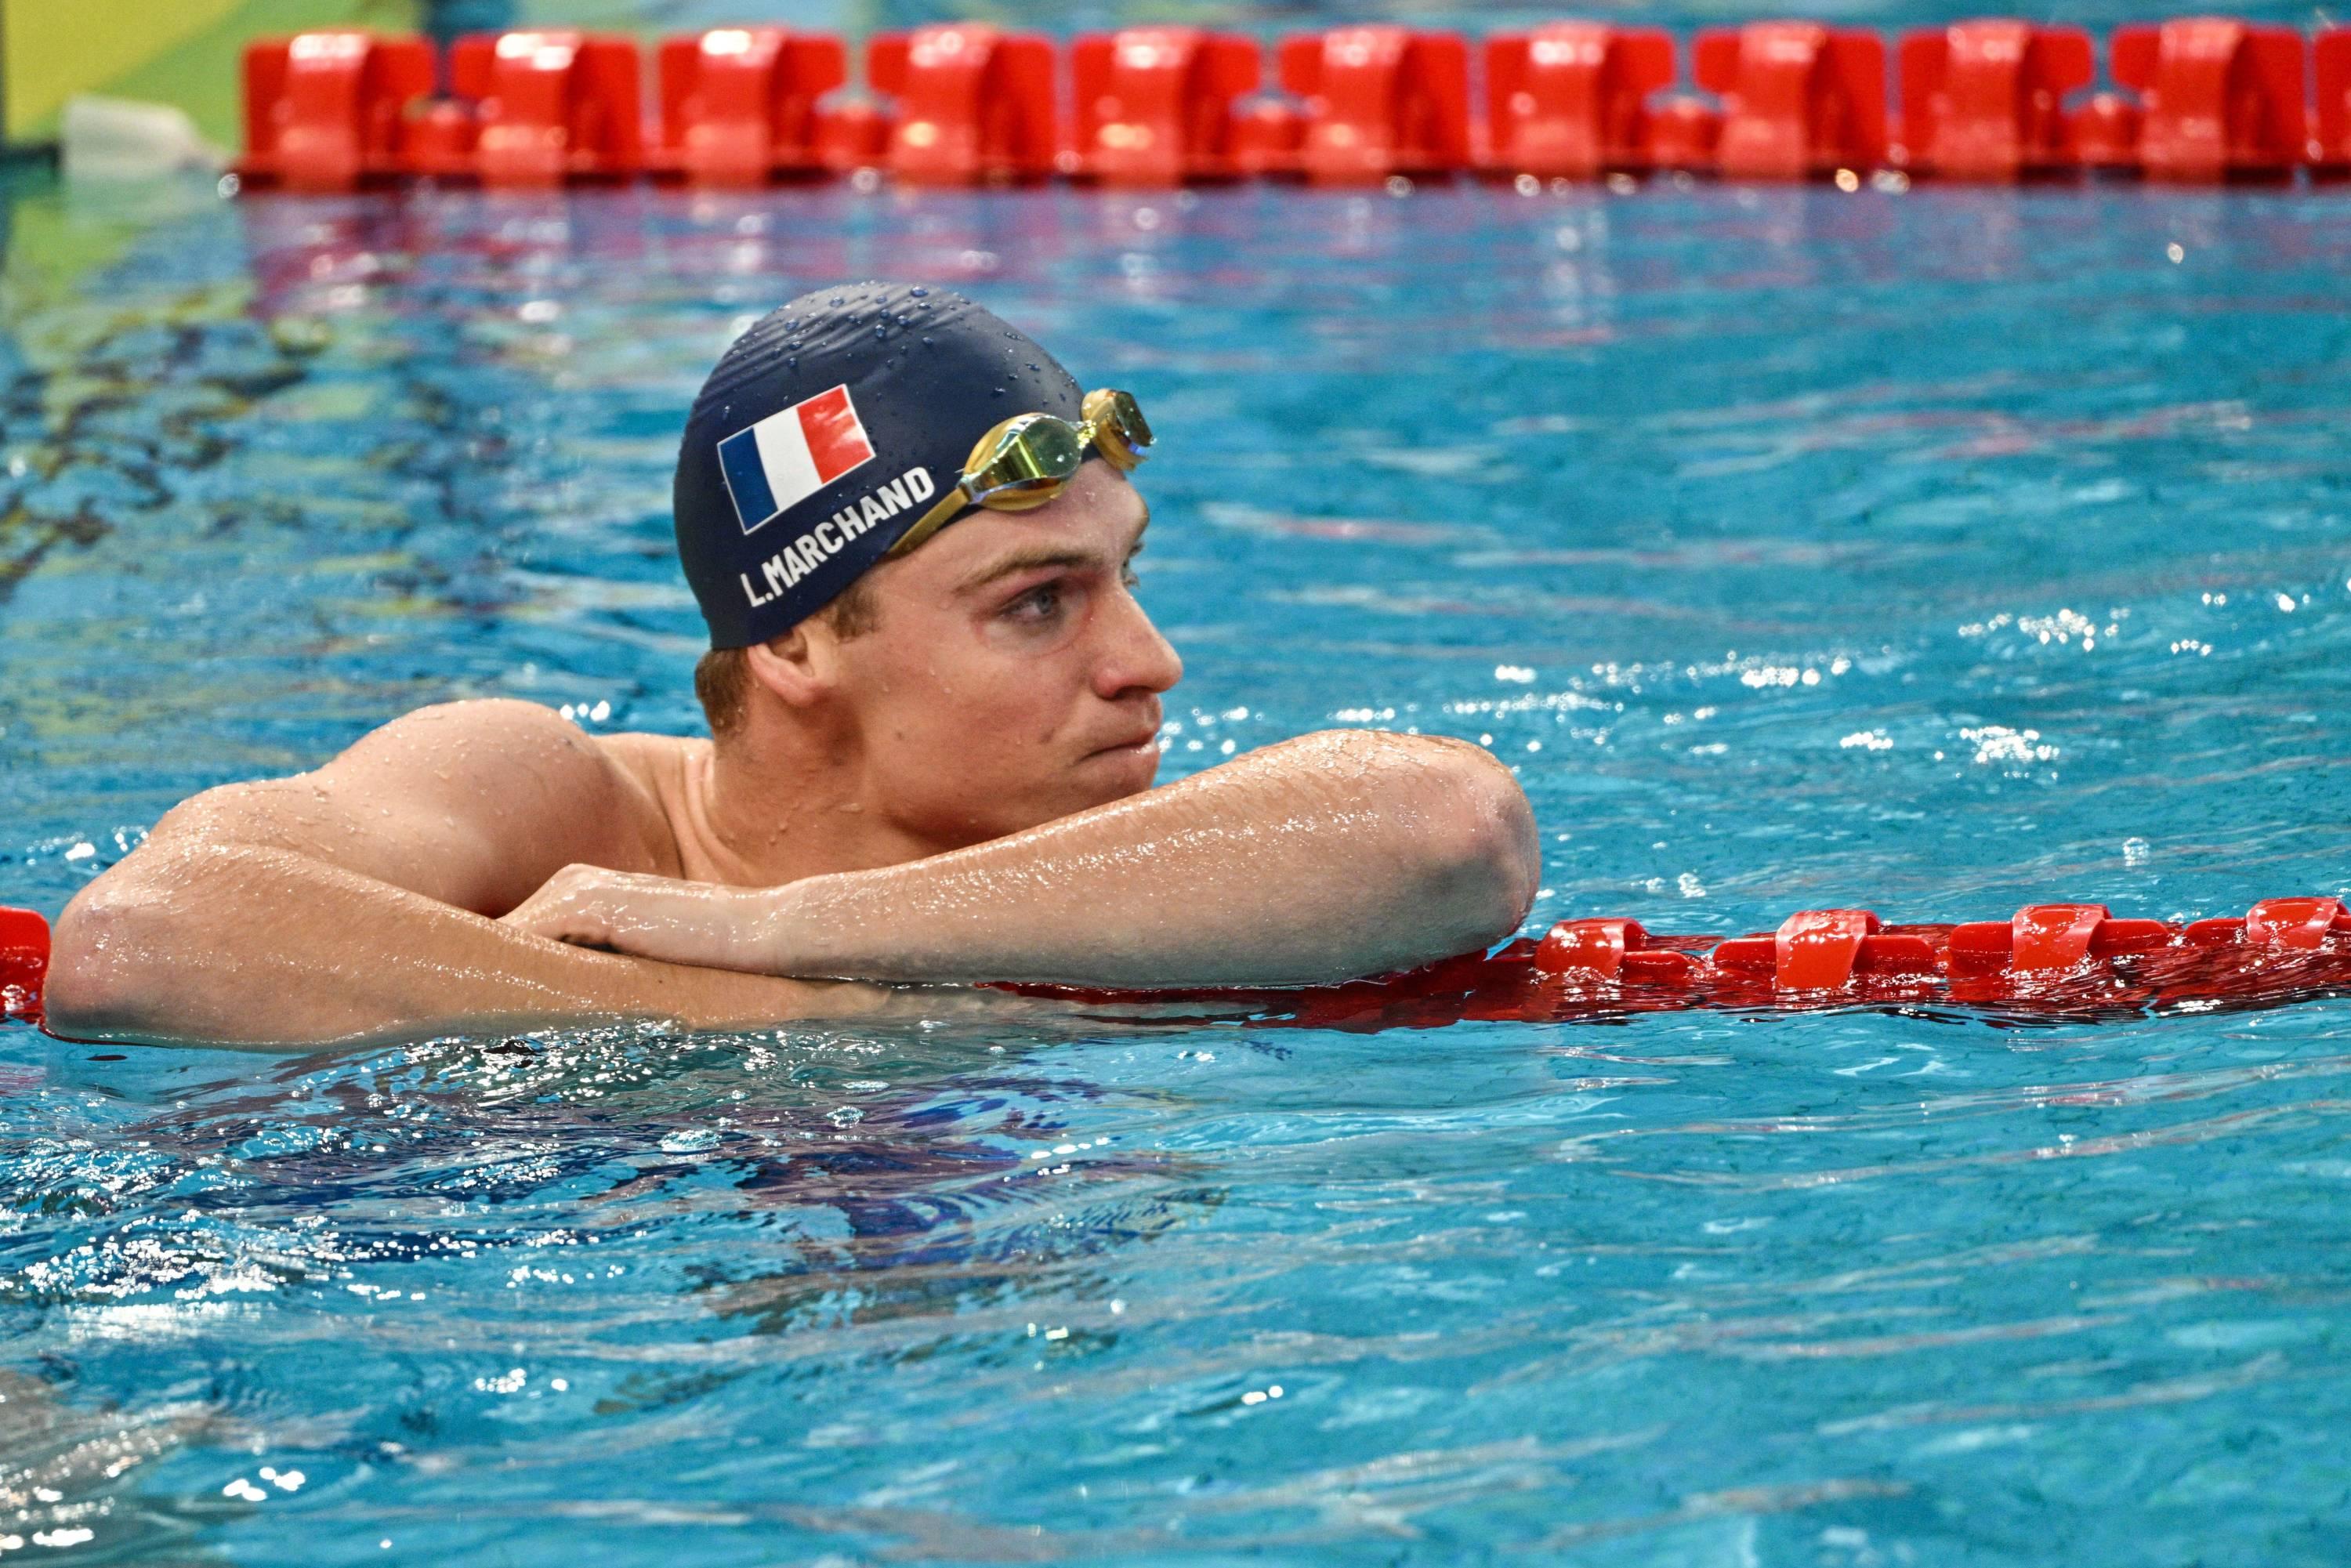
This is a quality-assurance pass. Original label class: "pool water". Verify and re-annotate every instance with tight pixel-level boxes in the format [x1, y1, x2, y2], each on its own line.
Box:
[5, 171, 2351, 1563]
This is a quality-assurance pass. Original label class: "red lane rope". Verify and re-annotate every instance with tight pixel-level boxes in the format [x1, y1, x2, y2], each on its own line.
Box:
[1012, 897, 2351, 1031]
[12, 898, 2351, 1036]
[0, 907, 49, 1029]
[233, 20, 2351, 193]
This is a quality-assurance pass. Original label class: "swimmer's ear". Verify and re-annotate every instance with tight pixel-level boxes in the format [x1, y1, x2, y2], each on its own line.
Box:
[742, 621, 844, 709]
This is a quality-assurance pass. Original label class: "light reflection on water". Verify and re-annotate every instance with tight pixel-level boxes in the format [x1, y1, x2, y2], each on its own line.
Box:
[2, 175, 2351, 1562]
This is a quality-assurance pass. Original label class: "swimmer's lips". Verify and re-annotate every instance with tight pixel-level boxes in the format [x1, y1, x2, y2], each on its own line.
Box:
[1080, 726, 1162, 764]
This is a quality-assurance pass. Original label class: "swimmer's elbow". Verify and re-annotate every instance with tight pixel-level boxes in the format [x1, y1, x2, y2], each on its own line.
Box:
[1405, 735, 1541, 940]
[1296, 729, 1538, 947]
[44, 882, 174, 1041]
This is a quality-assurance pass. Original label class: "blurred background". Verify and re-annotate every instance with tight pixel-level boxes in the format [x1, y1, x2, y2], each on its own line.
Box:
[2, 0, 2334, 165]
[6, 0, 2351, 1556]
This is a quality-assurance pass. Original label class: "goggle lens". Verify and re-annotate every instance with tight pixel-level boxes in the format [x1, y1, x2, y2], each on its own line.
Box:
[967, 415, 1087, 509]
[1083, 388, 1153, 472]
[889, 388, 1154, 555]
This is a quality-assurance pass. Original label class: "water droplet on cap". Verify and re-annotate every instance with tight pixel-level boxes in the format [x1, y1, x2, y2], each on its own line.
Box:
[909, 287, 927, 296]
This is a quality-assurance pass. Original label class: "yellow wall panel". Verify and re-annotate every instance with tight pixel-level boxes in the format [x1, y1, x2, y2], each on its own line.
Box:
[5, 0, 244, 139]
[5, 0, 417, 147]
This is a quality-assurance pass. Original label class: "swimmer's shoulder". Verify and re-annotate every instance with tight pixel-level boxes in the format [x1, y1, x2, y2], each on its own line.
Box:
[451, 706, 707, 878]
[338, 699, 691, 875]
[351, 698, 625, 783]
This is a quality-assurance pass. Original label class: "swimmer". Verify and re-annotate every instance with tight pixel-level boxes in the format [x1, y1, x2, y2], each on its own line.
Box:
[44, 284, 1538, 1047]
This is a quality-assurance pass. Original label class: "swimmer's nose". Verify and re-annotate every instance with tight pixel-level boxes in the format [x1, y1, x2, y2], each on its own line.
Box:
[1093, 581, 1183, 701]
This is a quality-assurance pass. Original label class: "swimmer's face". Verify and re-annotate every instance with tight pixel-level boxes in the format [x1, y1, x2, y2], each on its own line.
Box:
[834, 462, 1183, 850]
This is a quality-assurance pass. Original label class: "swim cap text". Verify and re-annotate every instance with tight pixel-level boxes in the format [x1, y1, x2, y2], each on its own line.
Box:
[738, 466, 936, 610]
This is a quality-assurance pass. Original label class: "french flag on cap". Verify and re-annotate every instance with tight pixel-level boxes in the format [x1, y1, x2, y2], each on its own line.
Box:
[716, 385, 877, 535]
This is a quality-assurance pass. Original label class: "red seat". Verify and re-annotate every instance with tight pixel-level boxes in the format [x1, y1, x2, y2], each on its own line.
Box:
[1643, 96, 1726, 170]
[2309, 28, 2350, 172]
[240, 31, 433, 191]
[811, 100, 893, 175]
[2101, 18, 2307, 179]
[1692, 21, 1887, 179]
[654, 28, 847, 185]
[1898, 21, 2095, 179]
[1277, 27, 1473, 183]
[868, 25, 1060, 184]
[1070, 28, 1261, 185]
[448, 31, 644, 185]
[1483, 24, 1677, 179]
[1227, 98, 1307, 179]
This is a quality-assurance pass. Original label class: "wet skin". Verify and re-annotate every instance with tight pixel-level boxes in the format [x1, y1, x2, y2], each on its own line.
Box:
[45, 464, 1540, 1048]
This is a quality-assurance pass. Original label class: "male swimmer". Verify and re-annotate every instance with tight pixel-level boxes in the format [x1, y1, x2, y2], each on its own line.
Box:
[45, 284, 1538, 1048]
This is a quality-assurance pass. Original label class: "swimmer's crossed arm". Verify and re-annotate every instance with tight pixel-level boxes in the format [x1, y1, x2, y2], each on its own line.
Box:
[45, 703, 1536, 1048]
[501, 728, 1541, 989]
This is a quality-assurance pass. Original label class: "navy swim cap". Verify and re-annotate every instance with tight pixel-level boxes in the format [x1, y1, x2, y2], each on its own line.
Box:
[674, 282, 1084, 648]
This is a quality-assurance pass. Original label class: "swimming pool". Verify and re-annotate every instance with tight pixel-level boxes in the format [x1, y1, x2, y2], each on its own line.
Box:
[5, 168, 2351, 1562]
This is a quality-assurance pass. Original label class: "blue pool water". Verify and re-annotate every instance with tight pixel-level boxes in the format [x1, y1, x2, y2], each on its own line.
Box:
[4, 171, 2351, 1563]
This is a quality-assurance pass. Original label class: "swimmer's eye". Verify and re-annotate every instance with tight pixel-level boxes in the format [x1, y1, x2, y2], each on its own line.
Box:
[1003, 581, 1065, 623]
[1121, 563, 1139, 590]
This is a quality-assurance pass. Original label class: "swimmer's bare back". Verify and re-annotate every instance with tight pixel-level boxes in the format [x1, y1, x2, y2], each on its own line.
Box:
[43, 700, 1538, 1049]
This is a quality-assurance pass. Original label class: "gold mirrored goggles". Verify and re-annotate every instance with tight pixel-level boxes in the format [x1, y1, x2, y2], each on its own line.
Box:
[886, 389, 1153, 559]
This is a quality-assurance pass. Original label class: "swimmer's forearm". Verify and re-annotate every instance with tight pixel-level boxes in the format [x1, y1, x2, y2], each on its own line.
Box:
[45, 844, 876, 1048]
[500, 731, 1537, 986]
[770, 730, 1539, 987]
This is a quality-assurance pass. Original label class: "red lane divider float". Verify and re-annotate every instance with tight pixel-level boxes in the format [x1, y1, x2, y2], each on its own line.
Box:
[1015, 896, 2351, 1033]
[235, 18, 2351, 190]
[1, 908, 47, 1028]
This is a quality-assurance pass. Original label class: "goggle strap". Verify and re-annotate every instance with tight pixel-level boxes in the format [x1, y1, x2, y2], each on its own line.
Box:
[886, 483, 973, 559]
